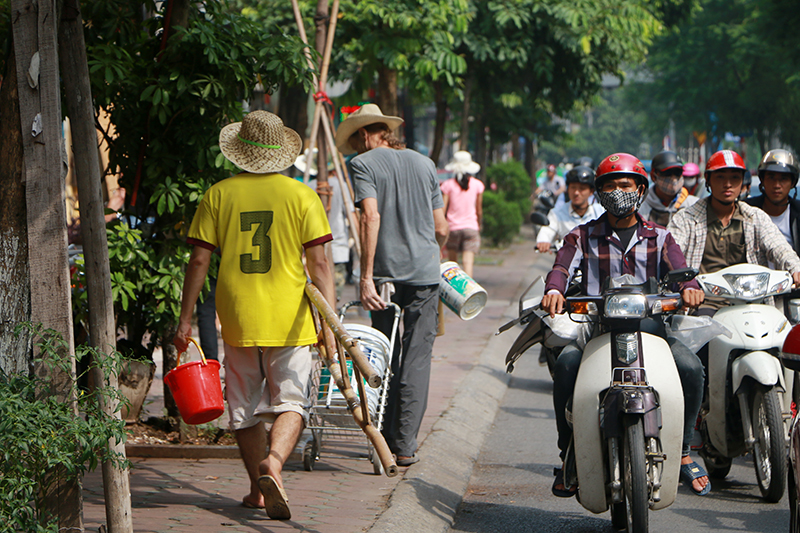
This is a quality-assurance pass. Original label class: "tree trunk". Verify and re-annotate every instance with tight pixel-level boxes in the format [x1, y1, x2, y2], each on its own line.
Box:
[0, 42, 32, 376]
[430, 82, 447, 166]
[460, 75, 472, 152]
[59, 0, 133, 530]
[524, 135, 536, 181]
[377, 65, 398, 117]
[278, 87, 309, 143]
[401, 90, 414, 151]
[511, 133, 521, 161]
[12, 0, 82, 528]
[170, 0, 191, 31]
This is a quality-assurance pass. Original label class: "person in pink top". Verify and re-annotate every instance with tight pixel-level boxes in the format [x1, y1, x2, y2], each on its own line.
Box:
[441, 151, 485, 277]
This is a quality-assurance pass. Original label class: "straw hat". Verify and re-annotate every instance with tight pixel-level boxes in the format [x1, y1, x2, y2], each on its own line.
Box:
[219, 110, 302, 173]
[334, 104, 404, 155]
[445, 151, 480, 175]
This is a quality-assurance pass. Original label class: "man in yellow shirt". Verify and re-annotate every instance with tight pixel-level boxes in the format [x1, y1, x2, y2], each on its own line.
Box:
[174, 111, 335, 519]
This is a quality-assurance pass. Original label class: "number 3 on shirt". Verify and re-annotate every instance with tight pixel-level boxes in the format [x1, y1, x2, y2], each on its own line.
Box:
[240, 211, 273, 274]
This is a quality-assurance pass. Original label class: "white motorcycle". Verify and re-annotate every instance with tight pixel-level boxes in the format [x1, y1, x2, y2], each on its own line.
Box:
[695, 264, 793, 502]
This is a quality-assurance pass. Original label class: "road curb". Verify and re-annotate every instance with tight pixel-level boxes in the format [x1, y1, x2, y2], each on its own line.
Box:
[368, 259, 551, 533]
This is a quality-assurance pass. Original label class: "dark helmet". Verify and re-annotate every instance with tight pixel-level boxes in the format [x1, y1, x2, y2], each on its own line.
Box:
[650, 150, 684, 177]
[758, 149, 799, 187]
[566, 165, 596, 188]
[595, 153, 649, 190]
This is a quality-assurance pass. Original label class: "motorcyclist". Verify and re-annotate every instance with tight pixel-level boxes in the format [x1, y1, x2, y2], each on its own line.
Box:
[745, 149, 800, 251]
[667, 150, 800, 312]
[740, 169, 753, 200]
[536, 165, 604, 254]
[683, 162, 704, 197]
[639, 150, 698, 226]
[541, 153, 708, 497]
[536, 164, 566, 196]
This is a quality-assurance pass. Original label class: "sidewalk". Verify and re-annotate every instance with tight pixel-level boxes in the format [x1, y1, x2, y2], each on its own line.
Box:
[82, 226, 550, 532]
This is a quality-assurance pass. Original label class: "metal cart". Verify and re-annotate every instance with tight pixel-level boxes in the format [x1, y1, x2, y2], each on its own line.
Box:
[303, 301, 400, 474]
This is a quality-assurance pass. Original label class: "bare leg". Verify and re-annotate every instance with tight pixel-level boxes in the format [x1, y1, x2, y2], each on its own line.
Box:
[462, 250, 475, 278]
[447, 248, 458, 263]
[258, 411, 304, 488]
[236, 422, 267, 508]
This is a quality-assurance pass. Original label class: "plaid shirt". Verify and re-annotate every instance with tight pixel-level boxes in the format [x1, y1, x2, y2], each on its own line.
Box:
[544, 212, 699, 296]
[667, 198, 800, 274]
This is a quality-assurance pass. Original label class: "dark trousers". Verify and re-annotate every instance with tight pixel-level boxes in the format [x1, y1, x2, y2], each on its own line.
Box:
[371, 283, 439, 457]
[553, 320, 704, 460]
[196, 276, 218, 360]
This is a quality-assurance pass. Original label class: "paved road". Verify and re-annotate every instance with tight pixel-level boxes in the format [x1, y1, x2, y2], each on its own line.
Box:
[449, 347, 790, 533]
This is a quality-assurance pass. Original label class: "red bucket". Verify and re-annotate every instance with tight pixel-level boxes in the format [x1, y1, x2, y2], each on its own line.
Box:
[164, 338, 225, 425]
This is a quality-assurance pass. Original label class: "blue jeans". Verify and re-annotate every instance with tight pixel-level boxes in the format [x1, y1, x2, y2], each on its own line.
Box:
[553, 321, 704, 459]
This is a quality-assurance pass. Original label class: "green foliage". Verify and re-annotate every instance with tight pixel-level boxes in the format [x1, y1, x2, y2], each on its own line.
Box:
[78, 1, 312, 350]
[630, 0, 799, 153]
[481, 190, 523, 246]
[0, 324, 129, 531]
[538, 91, 659, 164]
[485, 160, 532, 220]
[333, 0, 471, 99]
[72, 222, 193, 359]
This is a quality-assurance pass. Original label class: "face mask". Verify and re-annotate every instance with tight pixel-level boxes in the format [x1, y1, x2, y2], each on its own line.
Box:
[656, 176, 684, 196]
[596, 188, 641, 217]
[683, 177, 697, 189]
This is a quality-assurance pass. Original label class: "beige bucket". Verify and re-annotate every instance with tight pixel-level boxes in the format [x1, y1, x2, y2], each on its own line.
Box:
[439, 261, 488, 320]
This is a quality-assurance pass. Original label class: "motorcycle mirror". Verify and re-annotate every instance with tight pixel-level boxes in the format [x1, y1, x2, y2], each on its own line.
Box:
[663, 267, 698, 285]
[530, 212, 550, 226]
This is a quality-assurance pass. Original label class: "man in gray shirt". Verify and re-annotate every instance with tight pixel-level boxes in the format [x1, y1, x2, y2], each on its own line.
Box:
[335, 104, 448, 466]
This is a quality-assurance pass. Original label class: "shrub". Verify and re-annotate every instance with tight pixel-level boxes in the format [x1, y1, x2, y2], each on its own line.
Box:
[0, 325, 129, 532]
[482, 190, 523, 246]
[485, 160, 532, 220]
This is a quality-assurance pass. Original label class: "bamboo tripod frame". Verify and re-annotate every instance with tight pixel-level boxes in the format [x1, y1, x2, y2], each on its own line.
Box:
[291, 0, 361, 259]
[305, 282, 398, 476]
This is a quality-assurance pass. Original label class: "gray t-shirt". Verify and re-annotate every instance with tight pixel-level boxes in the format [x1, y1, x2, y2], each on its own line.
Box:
[351, 147, 443, 285]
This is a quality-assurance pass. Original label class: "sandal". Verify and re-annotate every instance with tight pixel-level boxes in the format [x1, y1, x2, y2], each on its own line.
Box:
[257, 475, 291, 519]
[679, 460, 711, 496]
[552, 467, 577, 498]
[396, 454, 420, 467]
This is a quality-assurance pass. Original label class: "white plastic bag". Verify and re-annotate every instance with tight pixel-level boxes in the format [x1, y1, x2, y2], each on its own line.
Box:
[543, 313, 594, 349]
[666, 314, 732, 353]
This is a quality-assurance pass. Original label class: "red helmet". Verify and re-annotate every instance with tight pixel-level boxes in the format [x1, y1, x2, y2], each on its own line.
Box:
[595, 153, 648, 189]
[705, 150, 746, 175]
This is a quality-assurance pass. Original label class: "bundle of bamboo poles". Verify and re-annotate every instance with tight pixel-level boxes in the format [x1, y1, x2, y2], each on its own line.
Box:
[304, 281, 398, 476]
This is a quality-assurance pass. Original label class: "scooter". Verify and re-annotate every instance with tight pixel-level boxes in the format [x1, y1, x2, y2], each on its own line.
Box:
[500, 269, 696, 532]
[499, 273, 582, 379]
[695, 264, 793, 502]
[558, 269, 695, 532]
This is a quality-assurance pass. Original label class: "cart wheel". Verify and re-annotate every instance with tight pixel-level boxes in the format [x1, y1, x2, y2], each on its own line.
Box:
[303, 442, 316, 472]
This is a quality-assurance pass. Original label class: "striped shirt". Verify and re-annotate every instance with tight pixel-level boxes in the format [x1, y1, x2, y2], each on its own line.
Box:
[544, 212, 699, 296]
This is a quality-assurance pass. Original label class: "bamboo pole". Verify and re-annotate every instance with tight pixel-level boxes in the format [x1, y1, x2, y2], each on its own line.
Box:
[314, 338, 396, 476]
[305, 282, 380, 388]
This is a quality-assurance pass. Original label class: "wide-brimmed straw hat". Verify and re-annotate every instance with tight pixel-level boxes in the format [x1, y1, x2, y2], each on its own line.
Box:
[219, 110, 302, 173]
[334, 104, 404, 155]
[445, 151, 480, 175]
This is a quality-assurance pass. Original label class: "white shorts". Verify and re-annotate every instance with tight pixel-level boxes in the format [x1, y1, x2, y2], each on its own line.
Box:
[222, 343, 313, 430]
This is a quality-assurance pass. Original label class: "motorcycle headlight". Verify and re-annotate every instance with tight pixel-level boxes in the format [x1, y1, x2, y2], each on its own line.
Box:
[604, 294, 647, 319]
[723, 273, 769, 299]
[616, 333, 639, 364]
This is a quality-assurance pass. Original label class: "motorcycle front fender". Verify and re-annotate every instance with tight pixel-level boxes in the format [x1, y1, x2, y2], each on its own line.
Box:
[572, 332, 683, 513]
[731, 351, 786, 395]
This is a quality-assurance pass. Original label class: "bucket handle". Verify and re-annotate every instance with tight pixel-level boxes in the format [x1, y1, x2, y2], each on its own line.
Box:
[179, 337, 208, 367]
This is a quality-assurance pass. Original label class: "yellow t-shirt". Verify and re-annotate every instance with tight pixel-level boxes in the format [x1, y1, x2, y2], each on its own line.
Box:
[187, 173, 332, 347]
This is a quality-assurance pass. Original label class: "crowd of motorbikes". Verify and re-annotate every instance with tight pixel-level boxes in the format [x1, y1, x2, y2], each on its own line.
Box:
[499, 233, 800, 531]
